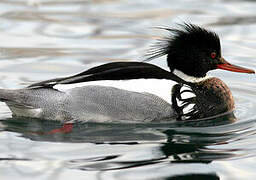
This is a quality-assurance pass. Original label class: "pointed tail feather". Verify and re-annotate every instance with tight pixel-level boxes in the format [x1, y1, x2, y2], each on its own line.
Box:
[0, 89, 34, 109]
[0, 89, 16, 102]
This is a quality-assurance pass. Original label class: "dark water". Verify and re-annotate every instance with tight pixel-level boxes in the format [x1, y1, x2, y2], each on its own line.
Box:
[1, 0, 256, 179]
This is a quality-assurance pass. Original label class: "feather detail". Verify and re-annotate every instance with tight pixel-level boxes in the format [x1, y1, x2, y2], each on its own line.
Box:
[144, 23, 220, 62]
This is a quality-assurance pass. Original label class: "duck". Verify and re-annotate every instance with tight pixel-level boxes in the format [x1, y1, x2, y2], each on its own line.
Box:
[0, 23, 254, 130]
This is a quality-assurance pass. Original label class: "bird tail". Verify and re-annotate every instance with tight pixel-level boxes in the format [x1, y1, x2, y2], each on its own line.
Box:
[0, 89, 31, 108]
[0, 89, 17, 102]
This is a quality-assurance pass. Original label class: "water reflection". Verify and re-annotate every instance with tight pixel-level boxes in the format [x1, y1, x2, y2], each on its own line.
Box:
[165, 174, 219, 180]
[2, 109, 256, 180]
[0, 116, 229, 179]
[0, 112, 236, 142]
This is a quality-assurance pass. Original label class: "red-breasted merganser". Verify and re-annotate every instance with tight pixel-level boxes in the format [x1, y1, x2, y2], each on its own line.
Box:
[0, 23, 254, 127]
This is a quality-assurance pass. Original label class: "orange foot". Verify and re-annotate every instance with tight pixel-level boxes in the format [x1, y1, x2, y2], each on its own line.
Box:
[47, 123, 73, 134]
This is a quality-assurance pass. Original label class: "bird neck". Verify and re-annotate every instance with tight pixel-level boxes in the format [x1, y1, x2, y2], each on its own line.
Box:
[172, 69, 210, 83]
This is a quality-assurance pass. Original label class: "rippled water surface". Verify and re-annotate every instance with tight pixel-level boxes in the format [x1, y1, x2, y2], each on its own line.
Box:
[1, 0, 256, 180]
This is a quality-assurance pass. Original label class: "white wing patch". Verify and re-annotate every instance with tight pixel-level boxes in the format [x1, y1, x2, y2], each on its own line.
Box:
[53, 79, 176, 104]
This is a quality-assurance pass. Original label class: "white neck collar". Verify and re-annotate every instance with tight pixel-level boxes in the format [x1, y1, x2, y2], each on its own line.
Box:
[172, 69, 210, 83]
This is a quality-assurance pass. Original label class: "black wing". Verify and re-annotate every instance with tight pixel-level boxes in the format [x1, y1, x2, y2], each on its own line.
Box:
[28, 62, 189, 88]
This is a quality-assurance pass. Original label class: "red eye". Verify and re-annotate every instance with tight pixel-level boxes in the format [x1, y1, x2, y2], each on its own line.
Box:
[211, 52, 216, 59]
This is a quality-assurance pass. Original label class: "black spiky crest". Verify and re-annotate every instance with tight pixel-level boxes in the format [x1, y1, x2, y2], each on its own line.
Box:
[146, 23, 221, 77]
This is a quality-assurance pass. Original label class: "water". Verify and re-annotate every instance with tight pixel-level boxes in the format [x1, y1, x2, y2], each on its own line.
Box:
[0, 0, 256, 179]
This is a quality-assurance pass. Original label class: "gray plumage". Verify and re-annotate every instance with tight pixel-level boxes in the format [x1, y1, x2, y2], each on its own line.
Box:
[0, 85, 176, 122]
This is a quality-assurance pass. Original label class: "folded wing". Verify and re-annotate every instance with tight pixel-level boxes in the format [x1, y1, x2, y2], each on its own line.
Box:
[28, 62, 188, 88]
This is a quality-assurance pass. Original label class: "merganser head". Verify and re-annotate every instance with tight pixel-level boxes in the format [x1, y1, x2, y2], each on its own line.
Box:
[146, 23, 254, 82]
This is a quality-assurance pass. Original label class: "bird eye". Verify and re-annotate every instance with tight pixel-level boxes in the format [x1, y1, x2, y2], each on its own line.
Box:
[211, 52, 216, 59]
